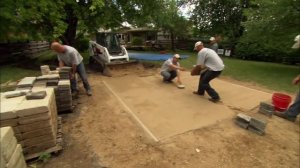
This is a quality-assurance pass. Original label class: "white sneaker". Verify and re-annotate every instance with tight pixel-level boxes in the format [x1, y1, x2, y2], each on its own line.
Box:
[177, 84, 185, 89]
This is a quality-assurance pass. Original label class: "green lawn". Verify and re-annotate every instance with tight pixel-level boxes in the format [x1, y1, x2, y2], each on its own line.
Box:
[136, 51, 300, 93]
[0, 65, 40, 84]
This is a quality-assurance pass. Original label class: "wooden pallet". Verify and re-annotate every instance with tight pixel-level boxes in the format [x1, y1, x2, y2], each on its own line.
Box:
[25, 117, 63, 161]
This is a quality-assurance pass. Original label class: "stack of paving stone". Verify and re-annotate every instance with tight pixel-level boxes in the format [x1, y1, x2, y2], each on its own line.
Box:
[56, 80, 72, 112]
[16, 77, 36, 91]
[0, 88, 58, 156]
[259, 102, 274, 117]
[32, 74, 72, 113]
[40, 65, 50, 75]
[35, 74, 60, 87]
[235, 113, 267, 135]
[58, 67, 72, 80]
[1, 127, 27, 168]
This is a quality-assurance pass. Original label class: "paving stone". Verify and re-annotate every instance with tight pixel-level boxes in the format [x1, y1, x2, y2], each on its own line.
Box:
[49, 70, 59, 75]
[17, 119, 52, 132]
[18, 112, 51, 125]
[2, 90, 25, 98]
[17, 77, 36, 88]
[0, 118, 18, 127]
[248, 126, 265, 136]
[36, 74, 59, 80]
[40, 65, 50, 75]
[259, 102, 274, 117]
[21, 127, 54, 139]
[15, 134, 23, 141]
[23, 139, 56, 155]
[25, 91, 47, 100]
[58, 80, 70, 86]
[8, 155, 27, 168]
[260, 102, 274, 110]
[0, 96, 24, 120]
[15, 87, 32, 91]
[236, 113, 252, 122]
[0, 127, 18, 162]
[6, 144, 26, 168]
[235, 119, 249, 129]
[1, 154, 5, 168]
[12, 126, 21, 134]
[15, 88, 54, 117]
[259, 107, 273, 117]
[20, 133, 55, 147]
[249, 118, 267, 131]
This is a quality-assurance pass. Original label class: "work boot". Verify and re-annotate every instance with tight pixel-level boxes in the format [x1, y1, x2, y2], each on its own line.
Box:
[86, 90, 92, 96]
[209, 98, 220, 103]
[273, 111, 296, 122]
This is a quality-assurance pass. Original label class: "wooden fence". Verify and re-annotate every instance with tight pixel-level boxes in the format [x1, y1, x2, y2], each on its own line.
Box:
[0, 41, 49, 64]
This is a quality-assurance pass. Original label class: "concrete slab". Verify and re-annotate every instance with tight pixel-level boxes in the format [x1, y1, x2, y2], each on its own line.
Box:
[103, 75, 234, 141]
[17, 77, 36, 88]
[180, 72, 272, 111]
[0, 118, 18, 127]
[0, 127, 17, 162]
[15, 88, 54, 117]
[17, 119, 52, 132]
[6, 144, 26, 168]
[0, 96, 25, 120]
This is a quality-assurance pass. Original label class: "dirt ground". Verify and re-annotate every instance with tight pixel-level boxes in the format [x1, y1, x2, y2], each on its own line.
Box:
[37, 66, 299, 168]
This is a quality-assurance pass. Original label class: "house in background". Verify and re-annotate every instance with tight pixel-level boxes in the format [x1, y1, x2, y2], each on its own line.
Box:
[117, 27, 171, 49]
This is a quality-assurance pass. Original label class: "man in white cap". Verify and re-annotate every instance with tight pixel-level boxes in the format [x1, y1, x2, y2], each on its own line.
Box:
[160, 54, 185, 88]
[192, 41, 224, 102]
[51, 42, 92, 96]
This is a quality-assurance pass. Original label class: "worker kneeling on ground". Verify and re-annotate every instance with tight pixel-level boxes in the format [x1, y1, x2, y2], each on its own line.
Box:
[51, 42, 92, 96]
[160, 54, 185, 89]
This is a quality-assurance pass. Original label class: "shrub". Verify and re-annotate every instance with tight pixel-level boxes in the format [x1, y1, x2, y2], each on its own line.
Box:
[74, 38, 89, 52]
[131, 37, 143, 46]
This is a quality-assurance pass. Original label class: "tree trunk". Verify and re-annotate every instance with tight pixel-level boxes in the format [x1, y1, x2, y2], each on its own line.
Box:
[61, 5, 78, 46]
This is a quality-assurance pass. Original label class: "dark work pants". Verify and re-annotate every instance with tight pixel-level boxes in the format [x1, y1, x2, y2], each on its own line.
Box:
[197, 70, 222, 99]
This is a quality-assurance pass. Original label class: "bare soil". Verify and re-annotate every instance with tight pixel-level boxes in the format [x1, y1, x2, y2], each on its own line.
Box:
[35, 66, 299, 168]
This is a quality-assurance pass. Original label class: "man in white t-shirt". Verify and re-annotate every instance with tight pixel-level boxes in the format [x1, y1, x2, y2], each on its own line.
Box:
[51, 42, 92, 96]
[160, 54, 185, 88]
[192, 41, 224, 102]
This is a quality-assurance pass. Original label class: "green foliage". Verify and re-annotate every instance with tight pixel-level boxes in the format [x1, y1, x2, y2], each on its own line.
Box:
[38, 153, 51, 163]
[190, 0, 243, 41]
[236, 0, 300, 61]
[131, 37, 144, 45]
[0, 0, 165, 44]
[0, 65, 40, 84]
[74, 38, 90, 52]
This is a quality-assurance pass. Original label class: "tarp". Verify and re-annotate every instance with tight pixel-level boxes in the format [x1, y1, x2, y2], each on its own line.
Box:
[129, 52, 189, 61]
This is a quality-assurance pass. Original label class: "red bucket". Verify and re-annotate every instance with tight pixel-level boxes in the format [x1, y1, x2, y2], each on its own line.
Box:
[272, 93, 292, 112]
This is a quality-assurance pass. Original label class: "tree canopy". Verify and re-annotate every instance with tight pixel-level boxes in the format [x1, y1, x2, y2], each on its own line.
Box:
[0, 0, 164, 44]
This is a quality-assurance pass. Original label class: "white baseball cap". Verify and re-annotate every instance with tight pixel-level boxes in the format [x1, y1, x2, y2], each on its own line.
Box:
[194, 41, 203, 50]
[292, 35, 300, 49]
[210, 37, 215, 41]
[173, 54, 180, 59]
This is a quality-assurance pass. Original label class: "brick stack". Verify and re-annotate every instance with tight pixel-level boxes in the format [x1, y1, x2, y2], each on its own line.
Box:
[0, 88, 58, 155]
[235, 113, 267, 135]
[16, 77, 36, 91]
[58, 67, 72, 80]
[57, 80, 72, 112]
[1, 127, 27, 168]
[40, 65, 50, 75]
